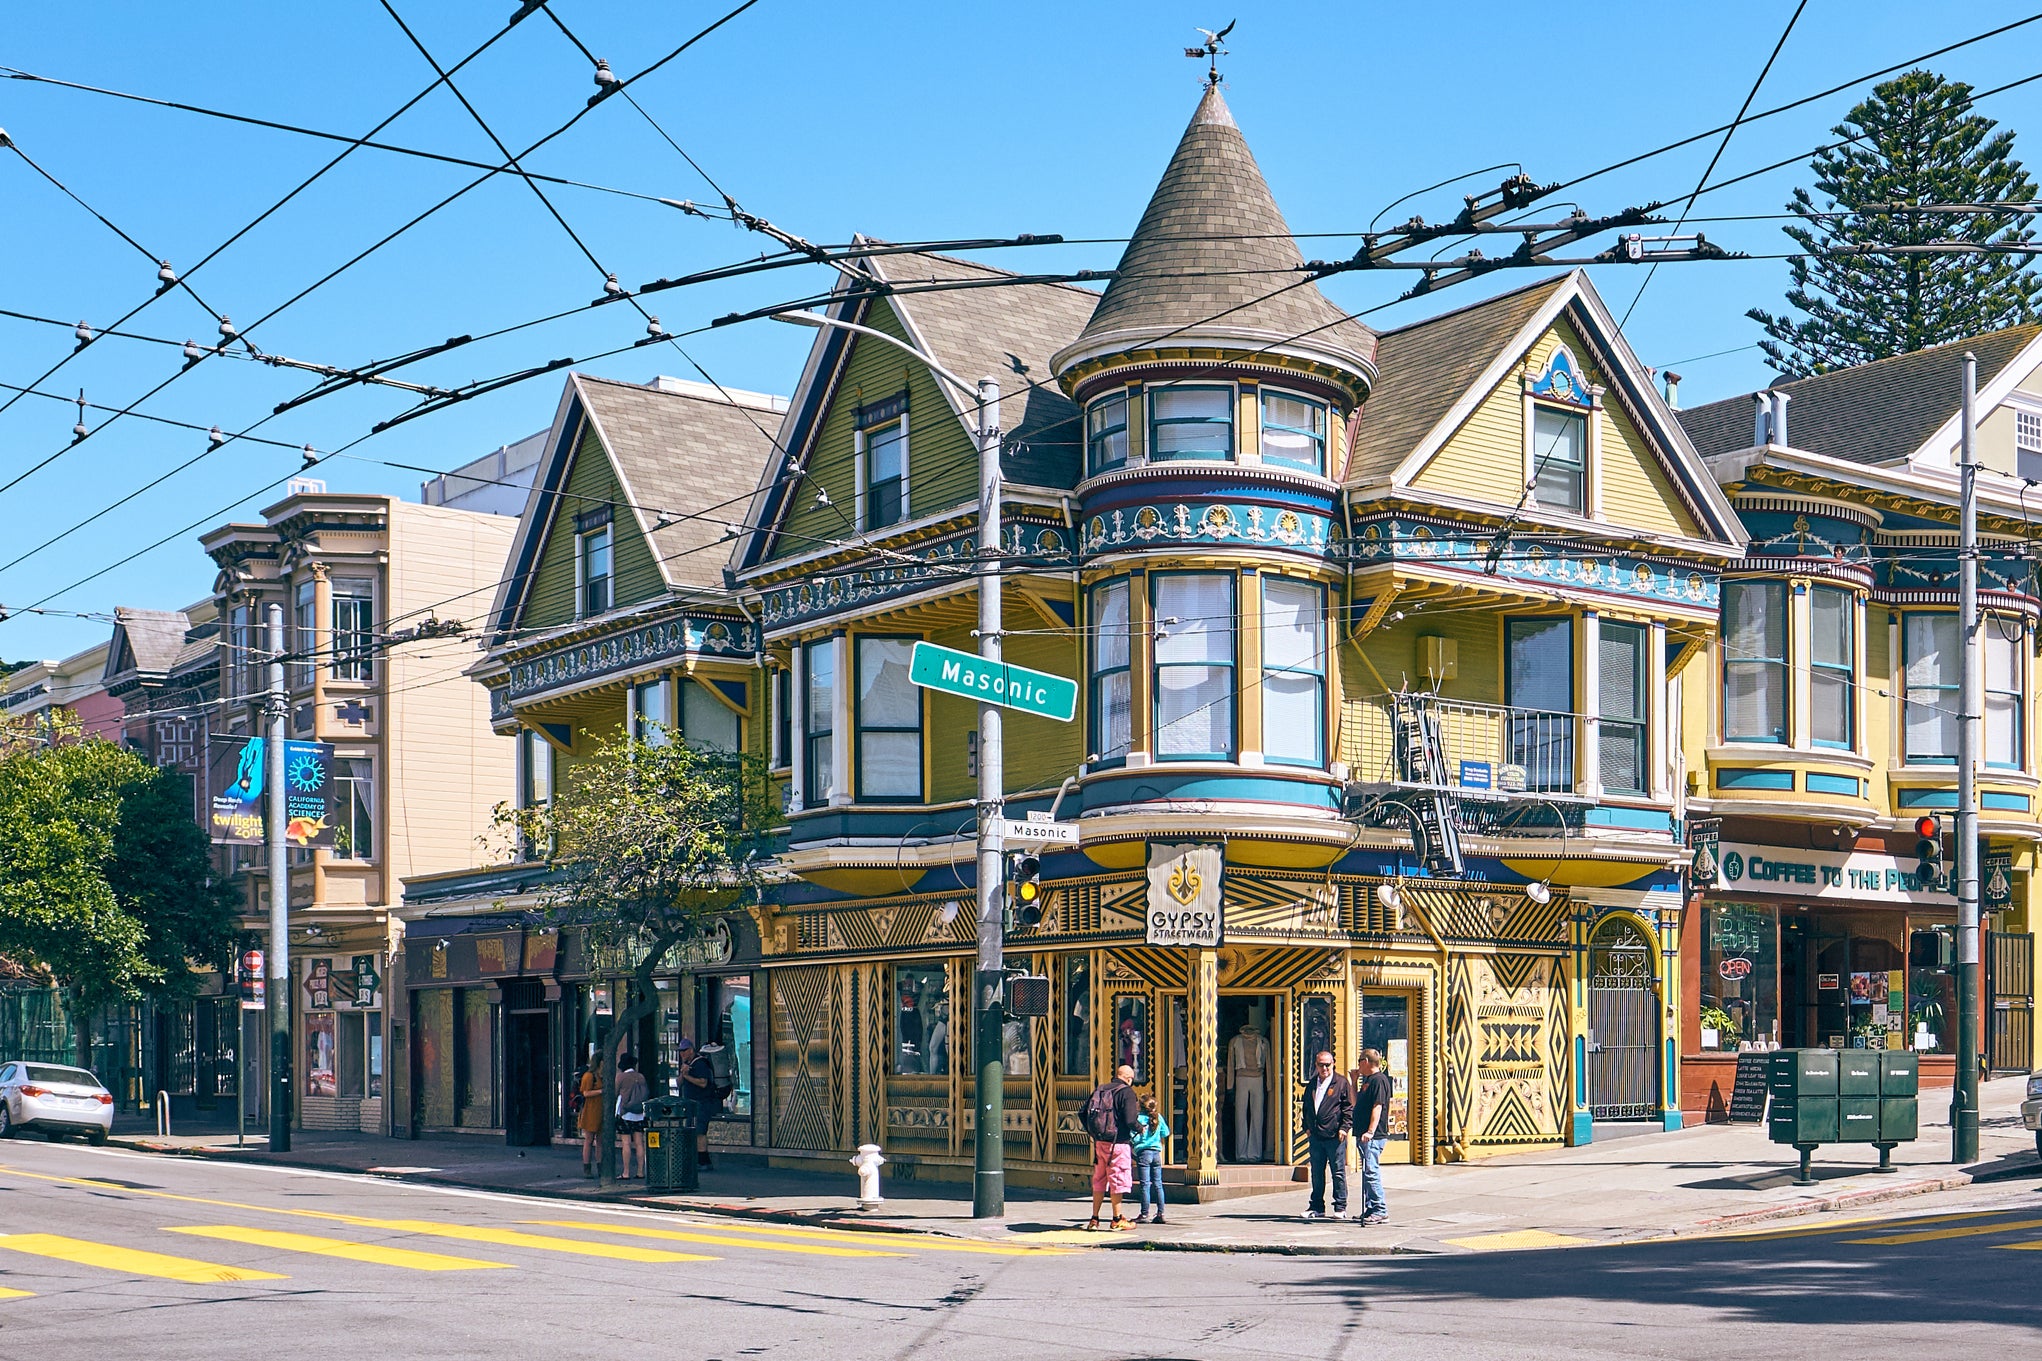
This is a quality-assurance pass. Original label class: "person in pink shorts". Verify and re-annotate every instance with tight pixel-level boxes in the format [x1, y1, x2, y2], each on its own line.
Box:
[1082, 1064, 1141, 1230]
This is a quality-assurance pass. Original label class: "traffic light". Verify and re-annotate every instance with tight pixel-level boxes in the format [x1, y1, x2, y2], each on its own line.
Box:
[1007, 851, 1043, 928]
[1914, 814, 1943, 889]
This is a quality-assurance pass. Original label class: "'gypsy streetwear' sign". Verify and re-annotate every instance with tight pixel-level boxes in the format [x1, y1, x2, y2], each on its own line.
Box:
[1145, 843, 1223, 947]
[1714, 840, 1943, 905]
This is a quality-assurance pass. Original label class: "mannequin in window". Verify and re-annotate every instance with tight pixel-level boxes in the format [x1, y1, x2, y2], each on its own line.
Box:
[1228, 1020, 1270, 1161]
[926, 999, 950, 1076]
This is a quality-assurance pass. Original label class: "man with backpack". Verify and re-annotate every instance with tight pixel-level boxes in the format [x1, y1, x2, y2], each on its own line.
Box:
[677, 1037, 726, 1170]
[1082, 1064, 1142, 1231]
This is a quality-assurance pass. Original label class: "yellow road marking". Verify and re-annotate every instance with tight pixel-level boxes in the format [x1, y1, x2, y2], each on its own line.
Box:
[0, 1234, 284, 1283]
[1441, 1230, 1591, 1252]
[166, 1225, 511, 1271]
[1710, 1210, 2002, 1243]
[0, 1287, 33, 1300]
[1848, 1216, 2042, 1246]
[648, 1217, 1073, 1256]
[526, 1220, 902, 1257]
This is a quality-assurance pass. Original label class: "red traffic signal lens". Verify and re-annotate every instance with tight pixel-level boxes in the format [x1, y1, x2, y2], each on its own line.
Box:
[1914, 815, 1940, 839]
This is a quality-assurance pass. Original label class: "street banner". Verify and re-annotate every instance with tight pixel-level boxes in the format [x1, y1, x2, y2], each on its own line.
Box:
[208, 737, 336, 846]
[1145, 842, 1223, 947]
[1688, 818, 1721, 888]
[1985, 849, 2014, 910]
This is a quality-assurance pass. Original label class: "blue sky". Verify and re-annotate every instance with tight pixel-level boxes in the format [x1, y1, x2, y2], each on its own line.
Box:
[4, 0, 2040, 661]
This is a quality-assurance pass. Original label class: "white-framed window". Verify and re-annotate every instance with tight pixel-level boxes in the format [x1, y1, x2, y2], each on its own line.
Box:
[631, 677, 671, 746]
[1531, 406, 1587, 513]
[331, 756, 374, 861]
[1986, 615, 2025, 770]
[1149, 385, 1233, 461]
[293, 580, 317, 688]
[2016, 406, 2042, 480]
[331, 579, 374, 682]
[680, 678, 740, 753]
[861, 417, 908, 531]
[1261, 577, 1325, 765]
[1903, 612, 1959, 763]
[228, 603, 252, 697]
[770, 667, 792, 770]
[856, 637, 921, 801]
[1087, 392, 1130, 476]
[1153, 574, 1235, 759]
[518, 729, 553, 809]
[1260, 390, 1327, 475]
[1598, 621, 1647, 795]
[804, 640, 835, 802]
[578, 525, 612, 617]
[1090, 578, 1132, 763]
[1810, 586, 1855, 749]
[1722, 580, 1787, 743]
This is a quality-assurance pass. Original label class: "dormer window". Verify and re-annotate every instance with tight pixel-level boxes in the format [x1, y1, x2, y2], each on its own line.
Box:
[1150, 385, 1233, 461]
[856, 391, 909, 531]
[1531, 407, 1587, 512]
[1087, 392, 1129, 475]
[1260, 390, 1326, 475]
[578, 524, 611, 617]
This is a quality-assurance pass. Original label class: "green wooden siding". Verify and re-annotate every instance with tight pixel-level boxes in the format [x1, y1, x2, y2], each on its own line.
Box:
[771, 298, 978, 563]
[925, 620, 1084, 803]
[522, 423, 665, 632]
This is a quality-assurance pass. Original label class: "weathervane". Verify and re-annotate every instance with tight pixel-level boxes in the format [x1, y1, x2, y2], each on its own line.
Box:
[1184, 20, 1234, 87]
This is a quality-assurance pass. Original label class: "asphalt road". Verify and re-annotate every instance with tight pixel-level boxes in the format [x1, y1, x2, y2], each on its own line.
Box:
[0, 1139, 2034, 1359]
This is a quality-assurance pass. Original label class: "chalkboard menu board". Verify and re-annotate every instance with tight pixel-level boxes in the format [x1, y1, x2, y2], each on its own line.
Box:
[1727, 1052, 1770, 1122]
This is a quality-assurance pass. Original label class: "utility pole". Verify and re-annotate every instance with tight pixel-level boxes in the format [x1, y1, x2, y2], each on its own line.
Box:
[1955, 353, 1981, 1164]
[265, 602, 292, 1153]
[972, 376, 1006, 1220]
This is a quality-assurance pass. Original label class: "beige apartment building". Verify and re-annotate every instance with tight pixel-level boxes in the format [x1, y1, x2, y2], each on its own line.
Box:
[202, 476, 519, 1134]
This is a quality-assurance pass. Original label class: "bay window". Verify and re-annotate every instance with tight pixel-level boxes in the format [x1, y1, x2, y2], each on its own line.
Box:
[1086, 393, 1129, 476]
[1260, 390, 1327, 475]
[857, 637, 920, 800]
[331, 757, 374, 861]
[1506, 617, 1574, 791]
[1986, 616, 2024, 769]
[331, 579, 374, 682]
[1598, 621, 1647, 795]
[1903, 613, 1959, 763]
[1810, 586, 1854, 749]
[631, 677, 671, 746]
[681, 677, 740, 754]
[293, 579, 317, 688]
[1722, 581, 1787, 743]
[1090, 579, 1132, 763]
[228, 604, 251, 697]
[1149, 385, 1233, 461]
[1261, 577, 1325, 765]
[804, 641, 835, 802]
[1153, 574, 1234, 759]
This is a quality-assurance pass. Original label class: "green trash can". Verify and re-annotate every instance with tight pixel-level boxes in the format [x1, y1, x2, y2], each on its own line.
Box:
[645, 1098, 697, 1193]
[1879, 1051, 1919, 1098]
[1837, 1051, 1881, 1098]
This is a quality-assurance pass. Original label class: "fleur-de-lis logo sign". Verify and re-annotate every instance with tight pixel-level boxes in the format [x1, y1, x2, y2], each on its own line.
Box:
[1167, 856, 1202, 905]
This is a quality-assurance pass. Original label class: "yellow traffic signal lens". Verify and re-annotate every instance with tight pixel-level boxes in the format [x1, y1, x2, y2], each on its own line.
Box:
[1017, 880, 1040, 903]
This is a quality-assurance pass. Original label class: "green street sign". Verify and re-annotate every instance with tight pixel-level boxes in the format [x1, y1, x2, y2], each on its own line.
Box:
[909, 641, 1076, 723]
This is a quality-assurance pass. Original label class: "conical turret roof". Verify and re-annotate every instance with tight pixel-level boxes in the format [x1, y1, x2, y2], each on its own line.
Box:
[1055, 84, 1376, 385]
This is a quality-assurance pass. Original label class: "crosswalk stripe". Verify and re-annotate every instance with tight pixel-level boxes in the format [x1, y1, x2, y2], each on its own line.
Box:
[524, 1219, 905, 1258]
[0, 1287, 33, 1300]
[166, 1225, 511, 1271]
[645, 1218, 1073, 1256]
[340, 1219, 717, 1264]
[0, 1234, 284, 1283]
[1848, 1217, 2042, 1246]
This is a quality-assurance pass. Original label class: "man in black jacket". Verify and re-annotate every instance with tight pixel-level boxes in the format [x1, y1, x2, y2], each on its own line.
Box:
[1301, 1051, 1353, 1219]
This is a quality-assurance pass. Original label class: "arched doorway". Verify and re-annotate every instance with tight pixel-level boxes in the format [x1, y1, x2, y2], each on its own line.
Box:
[1587, 917, 1657, 1121]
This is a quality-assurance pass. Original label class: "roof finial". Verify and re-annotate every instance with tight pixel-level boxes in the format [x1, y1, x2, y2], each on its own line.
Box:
[1184, 20, 1234, 87]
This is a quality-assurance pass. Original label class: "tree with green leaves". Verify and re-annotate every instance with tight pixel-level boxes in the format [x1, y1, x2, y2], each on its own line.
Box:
[0, 718, 237, 1067]
[497, 726, 771, 1184]
[1750, 68, 2040, 377]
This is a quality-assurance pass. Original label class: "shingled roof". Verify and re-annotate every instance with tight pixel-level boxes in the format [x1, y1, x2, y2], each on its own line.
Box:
[1347, 276, 1569, 486]
[1056, 84, 1375, 381]
[572, 374, 782, 593]
[1678, 325, 2042, 465]
[862, 246, 1096, 488]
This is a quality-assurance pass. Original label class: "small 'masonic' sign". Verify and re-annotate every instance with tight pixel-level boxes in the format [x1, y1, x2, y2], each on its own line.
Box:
[1145, 843, 1223, 947]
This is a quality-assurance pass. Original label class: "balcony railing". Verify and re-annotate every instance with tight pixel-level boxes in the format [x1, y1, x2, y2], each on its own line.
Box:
[1345, 693, 1615, 801]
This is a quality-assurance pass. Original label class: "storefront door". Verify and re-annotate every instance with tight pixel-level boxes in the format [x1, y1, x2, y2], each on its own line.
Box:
[1356, 990, 1414, 1165]
[503, 979, 551, 1147]
[1990, 930, 2035, 1074]
[1217, 995, 1280, 1163]
[1587, 918, 1656, 1120]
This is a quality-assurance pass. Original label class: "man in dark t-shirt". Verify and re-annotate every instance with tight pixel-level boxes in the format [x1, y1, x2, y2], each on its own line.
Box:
[1351, 1049, 1394, 1226]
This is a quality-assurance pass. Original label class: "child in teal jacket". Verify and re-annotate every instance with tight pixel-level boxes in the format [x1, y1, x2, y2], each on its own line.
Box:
[1131, 1095, 1170, 1224]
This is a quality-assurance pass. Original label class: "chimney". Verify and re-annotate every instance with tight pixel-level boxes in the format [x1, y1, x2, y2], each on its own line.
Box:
[1770, 390, 1790, 449]
[1753, 392, 1772, 447]
[1663, 371, 1682, 410]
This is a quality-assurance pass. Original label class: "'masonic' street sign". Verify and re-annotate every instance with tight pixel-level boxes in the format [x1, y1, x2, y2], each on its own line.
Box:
[909, 641, 1077, 723]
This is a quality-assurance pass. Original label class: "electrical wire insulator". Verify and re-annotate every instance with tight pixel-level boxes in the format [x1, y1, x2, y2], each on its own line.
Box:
[74, 320, 92, 345]
[646, 316, 666, 339]
[592, 59, 618, 90]
[217, 315, 237, 343]
[157, 260, 177, 286]
[301, 444, 318, 468]
[604, 273, 623, 296]
[71, 421, 88, 442]
[208, 426, 226, 448]
[183, 339, 202, 364]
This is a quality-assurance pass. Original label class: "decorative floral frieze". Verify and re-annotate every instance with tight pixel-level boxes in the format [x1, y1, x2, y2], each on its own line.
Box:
[1343, 515, 1720, 609]
[1081, 501, 1333, 556]
[758, 521, 1073, 630]
[504, 614, 754, 701]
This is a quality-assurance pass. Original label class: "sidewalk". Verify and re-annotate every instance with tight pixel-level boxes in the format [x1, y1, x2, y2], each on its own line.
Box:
[100, 1076, 2042, 1255]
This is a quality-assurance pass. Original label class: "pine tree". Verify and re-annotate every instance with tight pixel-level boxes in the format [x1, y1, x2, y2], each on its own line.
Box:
[1749, 69, 2040, 377]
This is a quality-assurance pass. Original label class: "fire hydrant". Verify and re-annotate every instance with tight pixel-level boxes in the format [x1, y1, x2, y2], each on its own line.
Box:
[850, 1143, 886, 1209]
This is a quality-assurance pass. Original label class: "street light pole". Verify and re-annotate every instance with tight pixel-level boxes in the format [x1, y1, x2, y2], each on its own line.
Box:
[1955, 352, 1981, 1165]
[769, 312, 1006, 1216]
[265, 602, 293, 1153]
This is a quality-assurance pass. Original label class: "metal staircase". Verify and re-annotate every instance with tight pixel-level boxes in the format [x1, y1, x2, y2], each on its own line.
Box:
[1391, 694, 1465, 876]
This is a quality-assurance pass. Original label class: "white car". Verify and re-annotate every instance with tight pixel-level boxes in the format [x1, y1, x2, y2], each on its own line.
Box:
[0, 1062, 113, 1144]
[2023, 1073, 2042, 1157]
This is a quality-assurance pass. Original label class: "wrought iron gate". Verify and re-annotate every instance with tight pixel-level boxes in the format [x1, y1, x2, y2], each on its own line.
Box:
[1587, 919, 1656, 1120]
[1989, 930, 2034, 1075]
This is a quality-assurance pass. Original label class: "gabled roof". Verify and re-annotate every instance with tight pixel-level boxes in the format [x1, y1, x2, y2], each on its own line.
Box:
[1348, 276, 1569, 486]
[1678, 324, 2042, 465]
[737, 245, 1098, 570]
[1054, 84, 1375, 382]
[491, 372, 782, 640]
[105, 608, 192, 683]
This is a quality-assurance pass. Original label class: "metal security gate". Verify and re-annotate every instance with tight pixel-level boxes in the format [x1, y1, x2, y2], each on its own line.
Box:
[1989, 930, 2034, 1075]
[1587, 919, 1656, 1120]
